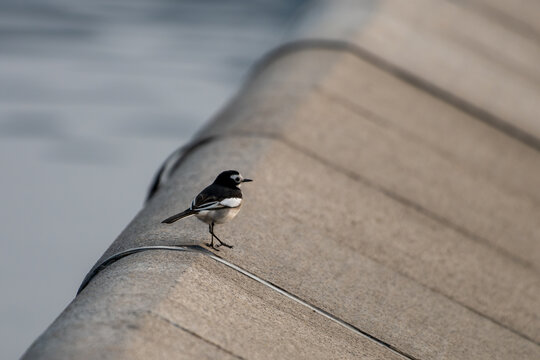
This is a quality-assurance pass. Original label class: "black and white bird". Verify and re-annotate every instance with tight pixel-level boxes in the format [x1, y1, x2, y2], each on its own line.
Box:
[161, 170, 252, 250]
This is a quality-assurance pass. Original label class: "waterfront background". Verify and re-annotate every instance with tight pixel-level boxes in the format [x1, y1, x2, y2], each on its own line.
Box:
[5, 0, 538, 358]
[0, 1, 314, 357]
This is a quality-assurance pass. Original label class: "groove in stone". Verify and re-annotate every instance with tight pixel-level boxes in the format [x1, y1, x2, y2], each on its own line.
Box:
[78, 246, 415, 360]
[248, 40, 540, 153]
[147, 134, 538, 344]
[150, 311, 246, 360]
[159, 132, 535, 272]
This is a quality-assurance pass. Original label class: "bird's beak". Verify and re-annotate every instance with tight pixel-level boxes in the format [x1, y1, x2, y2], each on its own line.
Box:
[242, 178, 253, 183]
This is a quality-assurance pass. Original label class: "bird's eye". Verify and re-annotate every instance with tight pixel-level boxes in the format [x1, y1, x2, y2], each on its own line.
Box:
[235, 177, 241, 182]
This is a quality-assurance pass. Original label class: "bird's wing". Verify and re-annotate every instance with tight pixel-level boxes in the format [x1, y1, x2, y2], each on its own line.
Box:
[191, 193, 242, 211]
[190, 191, 224, 211]
[190, 183, 243, 211]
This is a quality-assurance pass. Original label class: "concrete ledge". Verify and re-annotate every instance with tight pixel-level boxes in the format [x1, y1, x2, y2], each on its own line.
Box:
[356, 0, 540, 140]
[200, 46, 540, 271]
[24, 43, 540, 359]
[25, 251, 402, 359]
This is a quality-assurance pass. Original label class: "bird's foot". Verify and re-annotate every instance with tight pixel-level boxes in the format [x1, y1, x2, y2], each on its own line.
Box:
[217, 241, 233, 249]
[205, 242, 220, 251]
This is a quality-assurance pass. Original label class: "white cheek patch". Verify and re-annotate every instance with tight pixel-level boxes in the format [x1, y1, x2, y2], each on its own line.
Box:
[220, 197, 242, 208]
[230, 174, 242, 183]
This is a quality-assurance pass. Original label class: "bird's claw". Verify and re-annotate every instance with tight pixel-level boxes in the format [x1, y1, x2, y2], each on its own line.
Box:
[205, 243, 233, 250]
[205, 243, 220, 251]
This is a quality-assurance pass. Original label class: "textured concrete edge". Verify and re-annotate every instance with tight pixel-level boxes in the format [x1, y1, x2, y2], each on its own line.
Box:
[22, 39, 540, 358]
[147, 136, 540, 346]
[76, 246, 207, 295]
[146, 39, 540, 202]
[204, 249, 416, 360]
[76, 245, 415, 360]
[136, 40, 540, 348]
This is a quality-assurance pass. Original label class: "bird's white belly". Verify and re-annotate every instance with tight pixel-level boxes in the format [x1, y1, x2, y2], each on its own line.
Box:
[195, 207, 241, 224]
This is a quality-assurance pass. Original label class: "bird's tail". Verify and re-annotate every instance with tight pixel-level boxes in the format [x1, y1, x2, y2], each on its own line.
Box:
[161, 209, 196, 224]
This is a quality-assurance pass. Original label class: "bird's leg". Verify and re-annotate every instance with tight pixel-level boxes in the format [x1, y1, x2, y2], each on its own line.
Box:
[210, 222, 233, 249]
[206, 223, 216, 250]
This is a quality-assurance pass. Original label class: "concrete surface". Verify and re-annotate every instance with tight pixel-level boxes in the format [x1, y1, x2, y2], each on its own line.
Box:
[23, 1, 540, 359]
[26, 250, 402, 360]
[356, 0, 540, 140]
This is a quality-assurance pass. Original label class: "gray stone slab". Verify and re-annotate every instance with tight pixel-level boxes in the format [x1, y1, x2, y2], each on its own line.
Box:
[356, 0, 540, 139]
[150, 137, 540, 353]
[22, 252, 237, 360]
[282, 0, 540, 140]
[90, 48, 539, 355]
[199, 48, 540, 271]
[458, 0, 540, 40]
[286, 89, 540, 269]
[24, 251, 401, 360]
[320, 53, 540, 206]
[24, 22, 540, 359]
[154, 254, 402, 360]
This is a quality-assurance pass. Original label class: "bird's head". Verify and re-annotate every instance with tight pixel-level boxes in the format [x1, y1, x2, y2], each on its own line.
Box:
[214, 170, 253, 188]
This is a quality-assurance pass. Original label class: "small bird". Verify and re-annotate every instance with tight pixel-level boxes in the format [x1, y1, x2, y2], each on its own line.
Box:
[161, 170, 252, 250]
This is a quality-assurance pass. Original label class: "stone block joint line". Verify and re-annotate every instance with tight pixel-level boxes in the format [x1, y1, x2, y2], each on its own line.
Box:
[252, 40, 540, 153]
[150, 311, 246, 360]
[77, 245, 417, 360]
[145, 136, 539, 345]
[153, 132, 536, 272]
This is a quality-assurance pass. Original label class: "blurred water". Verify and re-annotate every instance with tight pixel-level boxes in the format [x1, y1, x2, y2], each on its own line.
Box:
[0, 0, 312, 357]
